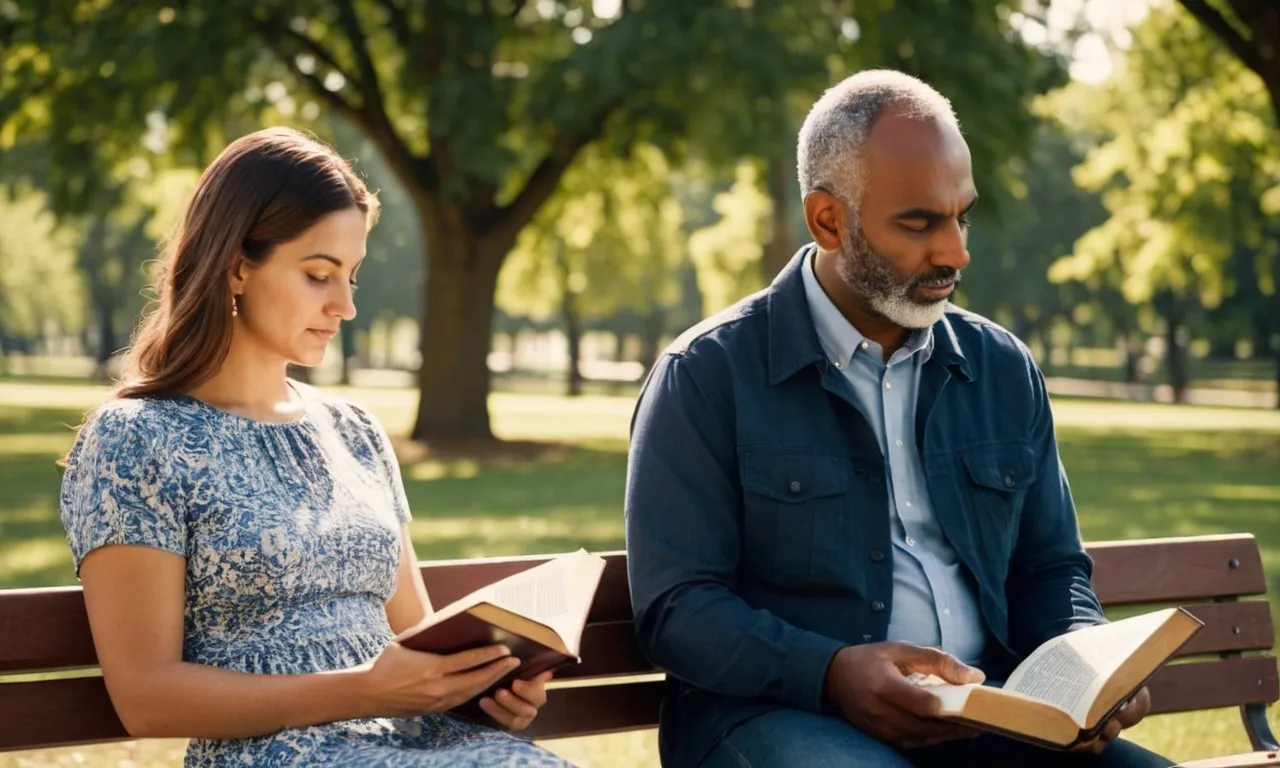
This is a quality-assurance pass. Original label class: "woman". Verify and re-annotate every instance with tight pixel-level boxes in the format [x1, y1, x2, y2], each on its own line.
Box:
[58, 127, 575, 767]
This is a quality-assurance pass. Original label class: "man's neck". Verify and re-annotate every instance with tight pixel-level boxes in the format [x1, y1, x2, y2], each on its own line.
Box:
[812, 248, 909, 359]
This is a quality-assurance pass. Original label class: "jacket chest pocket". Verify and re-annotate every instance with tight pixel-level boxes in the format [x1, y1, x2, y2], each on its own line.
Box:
[740, 451, 851, 586]
[957, 443, 1036, 562]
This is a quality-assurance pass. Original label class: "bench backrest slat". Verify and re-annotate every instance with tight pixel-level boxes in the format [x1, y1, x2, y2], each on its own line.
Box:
[0, 534, 1274, 751]
[1088, 534, 1267, 605]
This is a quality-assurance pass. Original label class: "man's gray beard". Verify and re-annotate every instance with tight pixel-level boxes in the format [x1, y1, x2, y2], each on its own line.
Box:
[834, 226, 956, 330]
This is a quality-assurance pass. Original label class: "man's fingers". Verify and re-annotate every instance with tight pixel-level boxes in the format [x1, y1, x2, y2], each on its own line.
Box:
[1102, 718, 1123, 741]
[892, 645, 985, 685]
[878, 670, 948, 717]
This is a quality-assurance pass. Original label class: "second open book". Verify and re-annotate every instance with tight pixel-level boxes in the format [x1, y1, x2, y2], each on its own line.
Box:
[912, 607, 1203, 750]
[393, 549, 607, 685]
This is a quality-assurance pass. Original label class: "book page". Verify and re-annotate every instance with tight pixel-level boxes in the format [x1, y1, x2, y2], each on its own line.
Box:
[482, 550, 604, 654]
[1005, 609, 1178, 726]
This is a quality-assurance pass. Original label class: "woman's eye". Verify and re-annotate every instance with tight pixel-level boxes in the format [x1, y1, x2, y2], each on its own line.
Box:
[307, 274, 329, 285]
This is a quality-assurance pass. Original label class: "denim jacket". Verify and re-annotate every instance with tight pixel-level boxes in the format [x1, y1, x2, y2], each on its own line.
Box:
[624, 247, 1104, 767]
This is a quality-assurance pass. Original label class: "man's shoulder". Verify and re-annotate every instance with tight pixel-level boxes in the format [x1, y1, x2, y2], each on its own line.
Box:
[664, 288, 771, 361]
[944, 305, 1036, 370]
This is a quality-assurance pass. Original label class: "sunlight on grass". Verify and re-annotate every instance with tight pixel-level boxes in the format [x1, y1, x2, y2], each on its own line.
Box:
[0, 538, 70, 581]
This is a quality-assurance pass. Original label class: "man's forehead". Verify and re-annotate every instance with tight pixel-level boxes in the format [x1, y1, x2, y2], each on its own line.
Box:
[860, 111, 974, 205]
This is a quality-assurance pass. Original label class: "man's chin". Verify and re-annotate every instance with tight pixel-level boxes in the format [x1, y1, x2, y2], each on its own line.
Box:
[870, 296, 949, 330]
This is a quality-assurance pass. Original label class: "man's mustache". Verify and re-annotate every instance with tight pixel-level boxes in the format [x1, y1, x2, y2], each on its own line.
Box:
[912, 268, 962, 289]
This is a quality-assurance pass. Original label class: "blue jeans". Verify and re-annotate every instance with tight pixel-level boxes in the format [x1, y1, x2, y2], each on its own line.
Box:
[700, 708, 1174, 768]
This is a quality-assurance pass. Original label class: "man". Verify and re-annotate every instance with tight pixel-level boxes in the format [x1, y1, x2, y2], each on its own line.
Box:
[624, 70, 1172, 768]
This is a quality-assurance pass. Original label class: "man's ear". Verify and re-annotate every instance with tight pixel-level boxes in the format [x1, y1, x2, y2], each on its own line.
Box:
[803, 190, 845, 252]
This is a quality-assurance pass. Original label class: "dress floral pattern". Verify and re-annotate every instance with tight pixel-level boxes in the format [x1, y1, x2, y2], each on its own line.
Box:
[59, 384, 575, 768]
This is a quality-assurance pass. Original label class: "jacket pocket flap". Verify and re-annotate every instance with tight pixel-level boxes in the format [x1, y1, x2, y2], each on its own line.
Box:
[960, 444, 1036, 491]
[741, 452, 849, 503]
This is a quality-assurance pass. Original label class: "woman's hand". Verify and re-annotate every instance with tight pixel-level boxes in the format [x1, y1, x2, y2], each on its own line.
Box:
[477, 671, 554, 732]
[358, 642, 520, 719]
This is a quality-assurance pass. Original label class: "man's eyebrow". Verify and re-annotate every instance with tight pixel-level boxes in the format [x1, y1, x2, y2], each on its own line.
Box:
[891, 196, 979, 222]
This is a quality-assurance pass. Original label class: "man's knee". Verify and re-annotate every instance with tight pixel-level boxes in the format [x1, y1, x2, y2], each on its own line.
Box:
[703, 709, 915, 768]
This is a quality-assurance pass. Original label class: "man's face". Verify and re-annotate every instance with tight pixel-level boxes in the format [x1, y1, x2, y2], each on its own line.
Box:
[836, 112, 976, 329]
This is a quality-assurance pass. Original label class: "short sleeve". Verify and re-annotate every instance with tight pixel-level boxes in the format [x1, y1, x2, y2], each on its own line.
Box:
[59, 402, 187, 577]
[345, 403, 413, 526]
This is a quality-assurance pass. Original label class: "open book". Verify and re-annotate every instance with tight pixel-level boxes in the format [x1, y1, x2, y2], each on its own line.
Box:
[393, 549, 607, 686]
[912, 607, 1203, 750]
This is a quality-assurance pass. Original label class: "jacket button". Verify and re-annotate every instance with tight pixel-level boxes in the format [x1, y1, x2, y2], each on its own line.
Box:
[788, 480, 802, 494]
[1003, 474, 1015, 488]
[869, 549, 885, 562]
[871, 600, 885, 612]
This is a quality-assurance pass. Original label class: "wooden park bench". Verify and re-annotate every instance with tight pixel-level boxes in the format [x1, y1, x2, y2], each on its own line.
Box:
[0, 533, 1276, 766]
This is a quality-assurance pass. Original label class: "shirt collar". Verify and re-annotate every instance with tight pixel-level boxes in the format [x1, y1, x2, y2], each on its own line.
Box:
[800, 249, 934, 368]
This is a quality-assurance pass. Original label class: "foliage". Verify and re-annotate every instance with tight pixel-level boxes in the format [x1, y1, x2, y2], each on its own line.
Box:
[687, 161, 772, 315]
[499, 144, 684, 322]
[0, 188, 84, 343]
[1051, 6, 1279, 311]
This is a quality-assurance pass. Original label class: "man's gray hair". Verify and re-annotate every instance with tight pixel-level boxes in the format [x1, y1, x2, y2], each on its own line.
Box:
[797, 69, 959, 214]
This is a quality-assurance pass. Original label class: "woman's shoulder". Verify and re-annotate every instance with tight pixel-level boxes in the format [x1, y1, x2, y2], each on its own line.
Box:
[68, 395, 199, 464]
[294, 382, 395, 451]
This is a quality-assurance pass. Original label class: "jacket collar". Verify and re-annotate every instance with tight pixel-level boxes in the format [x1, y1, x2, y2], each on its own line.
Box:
[767, 244, 974, 385]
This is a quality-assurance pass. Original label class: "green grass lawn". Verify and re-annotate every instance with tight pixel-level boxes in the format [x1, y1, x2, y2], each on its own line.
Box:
[0, 380, 1277, 766]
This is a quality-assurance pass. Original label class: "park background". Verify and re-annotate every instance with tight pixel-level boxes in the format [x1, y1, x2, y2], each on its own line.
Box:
[1, 0, 1278, 764]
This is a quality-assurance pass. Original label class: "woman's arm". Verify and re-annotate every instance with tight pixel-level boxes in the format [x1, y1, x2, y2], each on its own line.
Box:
[81, 544, 517, 740]
[385, 524, 432, 635]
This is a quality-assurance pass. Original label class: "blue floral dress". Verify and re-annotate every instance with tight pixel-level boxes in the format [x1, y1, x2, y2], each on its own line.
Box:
[59, 384, 576, 768]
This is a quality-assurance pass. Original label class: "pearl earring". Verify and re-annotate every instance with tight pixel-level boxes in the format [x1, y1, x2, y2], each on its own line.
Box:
[232, 295, 239, 317]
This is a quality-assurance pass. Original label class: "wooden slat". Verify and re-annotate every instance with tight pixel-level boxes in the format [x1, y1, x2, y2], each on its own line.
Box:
[0, 676, 128, 752]
[0, 675, 665, 752]
[1147, 657, 1279, 715]
[523, 680, 664, 740]
[1178, 752, 1280, 768]
[1176, 602, 1276, 657]
[0, 587, 96, 672]
[1089, 534, 1267, 605]
[558, 621, 655, 680]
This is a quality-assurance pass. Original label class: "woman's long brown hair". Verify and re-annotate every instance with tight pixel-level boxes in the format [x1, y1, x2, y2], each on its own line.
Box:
[114, 126, 379, 400]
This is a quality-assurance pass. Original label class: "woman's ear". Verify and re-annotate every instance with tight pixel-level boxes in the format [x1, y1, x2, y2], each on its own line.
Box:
[227, 253, 250, 295]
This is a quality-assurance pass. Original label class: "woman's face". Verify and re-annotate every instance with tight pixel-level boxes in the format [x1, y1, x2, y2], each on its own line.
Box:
[232, 207, 366, 368]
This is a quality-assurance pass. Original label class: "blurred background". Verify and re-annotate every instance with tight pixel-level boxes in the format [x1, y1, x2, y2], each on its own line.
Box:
[0, 0, 1277, 764]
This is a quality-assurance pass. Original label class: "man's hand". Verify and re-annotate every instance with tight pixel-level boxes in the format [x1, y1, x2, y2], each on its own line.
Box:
[824, 642, 986, 750]
[1071, 686, 1151, 755]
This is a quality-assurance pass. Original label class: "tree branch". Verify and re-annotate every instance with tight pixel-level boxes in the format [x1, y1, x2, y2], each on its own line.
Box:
[1176, 0, 1269, 77]
[335, 0, 384, 110]
[487, 97, 624, 249]
[372, 0, 419, 71]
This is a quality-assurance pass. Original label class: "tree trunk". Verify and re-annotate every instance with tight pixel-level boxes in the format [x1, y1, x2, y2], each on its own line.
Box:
[1163, 309, 1189, 404]
[613, 330, 628, 362]
[1120, 332, 1141, 384]
[411, 197, 506, 443]
[762, 152, 796, 279]
[562, 288, 584, 398]
[638, 307, 665, 374]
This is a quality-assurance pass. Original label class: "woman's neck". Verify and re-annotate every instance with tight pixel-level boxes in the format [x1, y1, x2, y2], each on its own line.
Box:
[184, 339, 304, 423]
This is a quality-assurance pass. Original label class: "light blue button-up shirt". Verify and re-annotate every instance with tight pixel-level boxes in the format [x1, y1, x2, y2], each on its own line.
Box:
[801, 251, 987, 664]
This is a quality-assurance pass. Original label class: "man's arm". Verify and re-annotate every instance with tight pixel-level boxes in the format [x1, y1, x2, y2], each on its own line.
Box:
[625, 351, 845, 712]
[1006, 358, 1106, 657]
